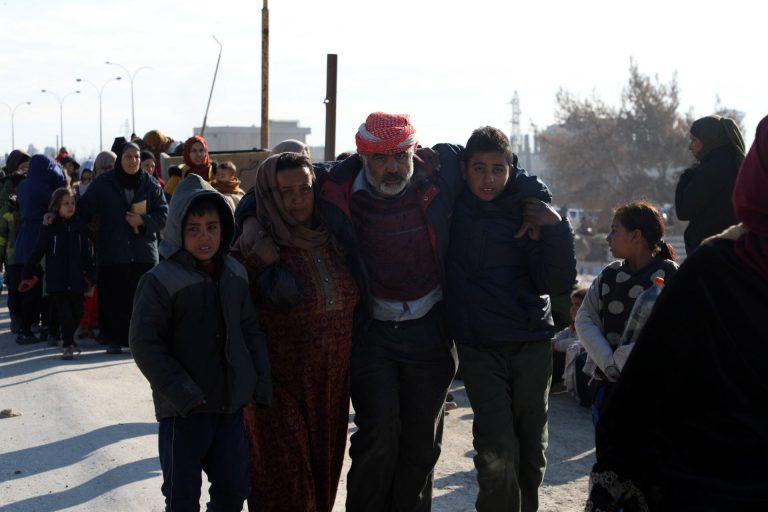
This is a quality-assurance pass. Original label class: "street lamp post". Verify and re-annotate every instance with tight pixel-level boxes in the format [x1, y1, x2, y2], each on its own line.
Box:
[105, 61, 151, 135]
[76, 76, 122, 150]
[40, 89, 80, 148]
[0, 100, 31, 148]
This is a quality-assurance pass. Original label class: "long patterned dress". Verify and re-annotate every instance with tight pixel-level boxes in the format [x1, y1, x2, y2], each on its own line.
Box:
[243, 242, 358, 512]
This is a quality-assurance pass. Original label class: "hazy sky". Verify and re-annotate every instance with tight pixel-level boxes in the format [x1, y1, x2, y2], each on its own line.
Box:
[1, 0, 766, 160]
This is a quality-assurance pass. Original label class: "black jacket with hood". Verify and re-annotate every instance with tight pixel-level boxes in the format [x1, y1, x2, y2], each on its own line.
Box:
[675, 145, 742, 254]
[446, 169, 576, 347]
[129, 174, 271, 420]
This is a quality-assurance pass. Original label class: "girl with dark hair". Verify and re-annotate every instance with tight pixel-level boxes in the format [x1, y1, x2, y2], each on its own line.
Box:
[586, 115, 768, 512]
[77, 142, 168, 354]
[19, 188, 93, 360]
[575, 200, 678, 427]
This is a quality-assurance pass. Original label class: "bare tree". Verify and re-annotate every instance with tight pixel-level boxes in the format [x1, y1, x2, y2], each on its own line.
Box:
[539, 61, 697, 210]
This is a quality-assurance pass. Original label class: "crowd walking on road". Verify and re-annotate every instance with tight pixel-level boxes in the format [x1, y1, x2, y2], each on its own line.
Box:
[2, 107, 766, 512]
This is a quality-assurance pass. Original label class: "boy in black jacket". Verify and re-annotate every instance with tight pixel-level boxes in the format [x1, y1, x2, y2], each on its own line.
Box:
[445, 127, 576, 512]
[130, 174, 271, 511]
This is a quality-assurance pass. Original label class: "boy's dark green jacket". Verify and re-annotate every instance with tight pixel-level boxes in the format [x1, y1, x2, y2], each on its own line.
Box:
[129, 174, 272, 420]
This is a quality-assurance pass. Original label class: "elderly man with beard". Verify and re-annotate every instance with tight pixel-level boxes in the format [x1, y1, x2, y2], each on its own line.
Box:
[318, 113, 461, 511]
[236, 112, 462, 510]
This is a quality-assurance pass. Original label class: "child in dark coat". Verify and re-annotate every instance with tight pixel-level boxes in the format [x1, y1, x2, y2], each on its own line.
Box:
[130, 174, 271, 511]
[19, 188, 94, 359]
[446, 126, 577, 512]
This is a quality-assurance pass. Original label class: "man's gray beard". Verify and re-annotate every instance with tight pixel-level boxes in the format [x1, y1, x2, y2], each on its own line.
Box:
[362, 159, 413, 198]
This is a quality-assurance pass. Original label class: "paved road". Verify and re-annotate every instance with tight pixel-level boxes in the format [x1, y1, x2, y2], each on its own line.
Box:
[1, 301, 594, 511]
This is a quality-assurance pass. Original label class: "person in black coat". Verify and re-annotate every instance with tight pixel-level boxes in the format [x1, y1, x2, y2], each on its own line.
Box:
[19, 188, 94, 359]
[675, 114, 745, 255]
[77, 142, 168, 354]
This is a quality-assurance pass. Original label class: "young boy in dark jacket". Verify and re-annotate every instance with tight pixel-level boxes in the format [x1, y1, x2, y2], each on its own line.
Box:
[445, 127, 576, 512]
[130, 174, 272, 511]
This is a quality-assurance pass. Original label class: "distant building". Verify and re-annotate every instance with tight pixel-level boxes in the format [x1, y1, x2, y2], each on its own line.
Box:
[517, 132, 552, 185]
[193, 121, 311, 152]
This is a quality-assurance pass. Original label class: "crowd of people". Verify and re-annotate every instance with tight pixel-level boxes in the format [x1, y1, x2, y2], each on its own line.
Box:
[1, 110, 765, 511]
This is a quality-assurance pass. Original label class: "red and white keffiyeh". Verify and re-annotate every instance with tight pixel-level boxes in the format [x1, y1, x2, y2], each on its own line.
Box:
[355, 112, 418, 154]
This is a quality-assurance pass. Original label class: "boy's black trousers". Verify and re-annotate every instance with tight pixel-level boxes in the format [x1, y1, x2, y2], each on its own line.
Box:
[158, 409, 250, 512]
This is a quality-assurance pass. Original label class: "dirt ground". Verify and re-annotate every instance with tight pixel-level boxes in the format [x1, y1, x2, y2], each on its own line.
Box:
[0, 301, 594, 512]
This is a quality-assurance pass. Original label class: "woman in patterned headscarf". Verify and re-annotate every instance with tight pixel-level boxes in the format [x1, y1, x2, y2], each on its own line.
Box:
[241, 152, 358, 512]
[675, 114, 745, 255]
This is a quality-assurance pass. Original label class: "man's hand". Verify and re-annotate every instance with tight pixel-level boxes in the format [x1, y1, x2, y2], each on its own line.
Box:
[240, 217, 280, 265]
[514, 197, 562, 240]
[42, 212, 55, 226]
[251, 237, 280, 266]
[240, 217, 266, 257]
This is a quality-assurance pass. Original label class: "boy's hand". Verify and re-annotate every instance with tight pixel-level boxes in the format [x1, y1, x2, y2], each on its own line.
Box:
[18, 276, 39, 293]
[42, 212, 55, 225]
[514, 198, 562, 240]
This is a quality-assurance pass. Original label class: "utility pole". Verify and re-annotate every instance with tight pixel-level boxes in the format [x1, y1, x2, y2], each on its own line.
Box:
[261, 0, 269, 149]
[509, 91, 521, 155]
[324, 54, 338, 161]
[201, 35, 223, 138]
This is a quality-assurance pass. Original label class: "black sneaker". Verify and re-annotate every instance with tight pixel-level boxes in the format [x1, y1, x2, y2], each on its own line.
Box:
[16, 331, 39, 345]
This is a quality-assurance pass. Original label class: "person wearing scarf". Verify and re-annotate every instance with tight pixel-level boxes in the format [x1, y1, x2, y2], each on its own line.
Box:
[675, 114, 746, 255]
[586, 116, 768, 511]
[77, 142, 168, 354]
[92, 150, 116, 177]
[241, 152, 358, 512]
[143, 129, 175, 160]
[164, 136, 213, 197]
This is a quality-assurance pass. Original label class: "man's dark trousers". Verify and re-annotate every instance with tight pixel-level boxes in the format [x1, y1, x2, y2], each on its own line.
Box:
[346, 304, 457, 512]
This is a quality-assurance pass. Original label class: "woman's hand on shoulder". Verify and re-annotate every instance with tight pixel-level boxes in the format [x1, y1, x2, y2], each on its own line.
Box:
[251, 237, 280, 266]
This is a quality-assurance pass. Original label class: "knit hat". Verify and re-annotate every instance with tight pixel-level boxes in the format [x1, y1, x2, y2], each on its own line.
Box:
[355, 112, 418, 154]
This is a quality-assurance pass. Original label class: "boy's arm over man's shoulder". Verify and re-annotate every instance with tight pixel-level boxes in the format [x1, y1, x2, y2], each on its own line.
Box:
[129, 270, 205, 416]
[519, 195, 577, 296]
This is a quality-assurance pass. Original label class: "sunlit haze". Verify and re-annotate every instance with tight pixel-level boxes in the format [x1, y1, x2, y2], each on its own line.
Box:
[1, 0, 766, 160]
